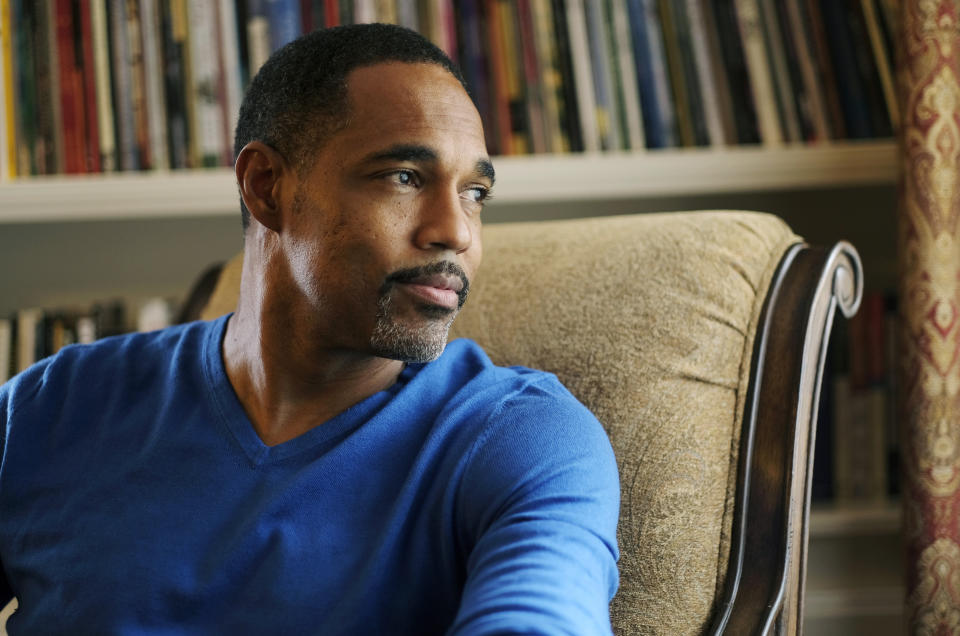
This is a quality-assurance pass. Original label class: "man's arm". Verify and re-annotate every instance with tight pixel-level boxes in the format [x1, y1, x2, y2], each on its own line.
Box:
[449, 383, 620, 636]
[0, 383, 13, 606]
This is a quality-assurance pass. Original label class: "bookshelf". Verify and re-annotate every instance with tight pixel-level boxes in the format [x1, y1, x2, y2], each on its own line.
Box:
[0, 141, 897, 223]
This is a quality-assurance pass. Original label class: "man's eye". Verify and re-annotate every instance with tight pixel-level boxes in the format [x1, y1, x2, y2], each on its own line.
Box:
[461, 186, 491, 204]
[391, 170, 417, 187]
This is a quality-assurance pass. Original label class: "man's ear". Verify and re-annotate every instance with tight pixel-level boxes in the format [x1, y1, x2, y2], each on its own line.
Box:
[235, 141, 287, 233]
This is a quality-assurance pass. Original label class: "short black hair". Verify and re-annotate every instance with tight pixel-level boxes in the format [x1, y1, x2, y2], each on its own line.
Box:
[234, 23, 468, 232]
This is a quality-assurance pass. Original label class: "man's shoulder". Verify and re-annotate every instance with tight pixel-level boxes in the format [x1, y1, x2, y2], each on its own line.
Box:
[1, 318, 221, 413]
[435, 338, 605, 446]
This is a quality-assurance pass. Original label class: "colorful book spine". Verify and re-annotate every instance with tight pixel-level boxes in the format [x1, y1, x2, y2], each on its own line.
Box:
[0, 0, 15, 180]
[530, 0, 567, 153]
[516, 0, 547, 154]
[266, 0, 302, 50]
[760, 0, 802, 143]
[549, 0, 582, 151]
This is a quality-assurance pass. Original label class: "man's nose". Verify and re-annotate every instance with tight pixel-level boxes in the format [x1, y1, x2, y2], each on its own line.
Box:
[413, 187, 474, 254]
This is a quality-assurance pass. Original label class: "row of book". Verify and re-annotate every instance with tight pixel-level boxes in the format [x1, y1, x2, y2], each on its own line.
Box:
[812, 291, 898, 504]
[0, 297, 177, 384]
[0, 0, 899, 179]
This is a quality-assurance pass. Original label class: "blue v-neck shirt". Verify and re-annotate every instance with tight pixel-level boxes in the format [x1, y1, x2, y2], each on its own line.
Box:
[0, 315, 619, 635]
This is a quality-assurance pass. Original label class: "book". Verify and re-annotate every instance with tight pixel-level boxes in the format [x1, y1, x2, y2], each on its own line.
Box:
[78, 0, 102, 172]
[845, 0, 892, 137]
[246, 0, 271, 78]
[186, 0, 226, 167]
[483, 0, 511, 155]
[625, 0, 670, 148]
[127, 0, 153, 169]
[816, 0, 872, 138]
[661, 0, 709, 146]
[549, 0, 582, 152]
[782, 0, 831, 142]
[0, 0, 14, 180]
[140, 0, 169, 170]
[453, 0, 495, 152]
[760, 0, 802, 143]
[44, 0, 66, 174]
[734, 0, 783, 144]
[91, 0, 117, 171]
[861, 0, 898, 130]
[0, 317, 10, 383]
[16, 307, 42, 373]
[54, 0, 84, 174]
[609, 0, 644, 150]
[686, 0, 728, 146]
[109, 0, 138, 169]
[710, 0, 760, 144]
[496, 0, 530, 154]
[267, 0, 302, 50]
[159, 0, 189, 168]
[584, 0, 620, 151]
[530, 0, 567, 153]
[516, 0, 547, 153]
[215, 0, 241, 165]
[565, 0, 600, 152]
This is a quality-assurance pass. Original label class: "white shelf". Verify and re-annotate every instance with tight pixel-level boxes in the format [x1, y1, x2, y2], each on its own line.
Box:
[809, 500, 901, 537]
[0, 141, 897, 223]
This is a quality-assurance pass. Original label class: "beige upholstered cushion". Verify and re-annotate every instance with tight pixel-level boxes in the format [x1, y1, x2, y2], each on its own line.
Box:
[200, 211, 800, 635]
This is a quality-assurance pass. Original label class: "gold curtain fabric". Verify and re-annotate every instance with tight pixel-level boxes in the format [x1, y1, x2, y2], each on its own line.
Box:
[899, 1, 960, 632]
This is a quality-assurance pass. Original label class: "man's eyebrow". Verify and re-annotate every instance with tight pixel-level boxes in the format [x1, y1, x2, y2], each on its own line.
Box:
[363, 144, 438, 164]
[476, 159, 496, 185]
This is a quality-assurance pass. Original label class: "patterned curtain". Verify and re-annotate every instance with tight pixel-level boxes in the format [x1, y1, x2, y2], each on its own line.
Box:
[899, 1, 960, 632]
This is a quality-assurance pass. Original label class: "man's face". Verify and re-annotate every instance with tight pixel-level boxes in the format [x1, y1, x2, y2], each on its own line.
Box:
[277, 62, 492, 363]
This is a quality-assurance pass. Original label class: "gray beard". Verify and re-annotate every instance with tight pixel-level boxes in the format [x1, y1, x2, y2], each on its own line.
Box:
[368, 292, 456, 363]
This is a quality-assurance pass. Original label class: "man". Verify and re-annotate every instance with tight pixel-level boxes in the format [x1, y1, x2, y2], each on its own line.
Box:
[0, 24, 619, 634]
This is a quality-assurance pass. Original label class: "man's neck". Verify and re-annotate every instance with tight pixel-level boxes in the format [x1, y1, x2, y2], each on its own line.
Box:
[221, 306, 405, 447]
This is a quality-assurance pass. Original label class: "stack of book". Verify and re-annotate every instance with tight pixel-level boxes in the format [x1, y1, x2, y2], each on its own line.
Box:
[0, 297, 176, 383]
[813, 291, 899, 504]
[0, 0, 900, 180]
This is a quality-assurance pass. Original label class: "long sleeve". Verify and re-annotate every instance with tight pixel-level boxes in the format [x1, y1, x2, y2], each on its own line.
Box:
[449, 382, 620, 636]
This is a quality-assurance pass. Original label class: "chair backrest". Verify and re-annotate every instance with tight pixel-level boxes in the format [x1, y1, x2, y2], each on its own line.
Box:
[200, 211, 862, 635]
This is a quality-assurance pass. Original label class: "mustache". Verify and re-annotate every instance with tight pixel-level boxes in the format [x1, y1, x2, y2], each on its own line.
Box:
[381, 261, 471, 309]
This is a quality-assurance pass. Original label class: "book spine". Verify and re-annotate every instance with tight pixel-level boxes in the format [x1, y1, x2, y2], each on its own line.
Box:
[216, 0, 241, 165]
[0, 317, 10, 384]
[845, 0, 892, 137]
[186, 0, 225, 167]
[109, 0, 137, 169]
[246, 0, 270, 78]
[685, 0, 727, 146]
[497, 0, 530, 154]
[483, 0, 511, 155]
[0, 0, 14, 179]
[549, 0, 582, 152]
[374, 0, 397, 24]
[55, 0, 85, 174]
[126, 0, 152, 169]
[641, 0, 677, 147]
[610, 0, 644, 150]
[759, 0, 802, 143]
[396, 0, 417, 30]
[734, 0, 783, 144]
[90, 0, 116, 170]
[140, 0, 168, 170]
[78, 0, 102, 173]
[516, 0, 547, 154]
[665, 0, 709, 146]
[530, 0, 565, 153]
[565, 0, 599, 152]
[782, 0, 831, 142]
[45, 0, 66, 174]
[584, 0, 620, 151]
[266, 0, 302, 50]
[600, 0, 635, 150]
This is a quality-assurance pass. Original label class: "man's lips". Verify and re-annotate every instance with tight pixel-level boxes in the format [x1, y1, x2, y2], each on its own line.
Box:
[382, 262, 470, 310]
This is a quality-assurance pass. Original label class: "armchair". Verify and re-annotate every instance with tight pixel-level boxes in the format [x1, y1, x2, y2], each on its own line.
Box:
[199, 211, 863, 635]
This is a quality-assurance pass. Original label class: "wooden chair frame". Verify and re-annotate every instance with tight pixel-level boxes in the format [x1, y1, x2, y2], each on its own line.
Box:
[708, 241, 863, 635]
